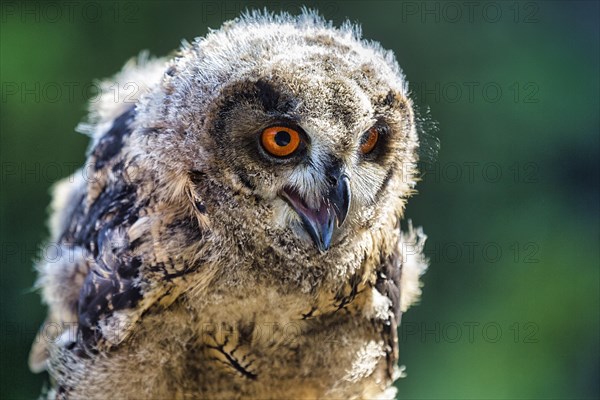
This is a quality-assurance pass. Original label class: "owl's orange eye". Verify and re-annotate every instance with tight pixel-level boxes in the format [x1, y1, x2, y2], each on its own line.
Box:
[261, 126, 301, 157]
[360, 127, 379, 154]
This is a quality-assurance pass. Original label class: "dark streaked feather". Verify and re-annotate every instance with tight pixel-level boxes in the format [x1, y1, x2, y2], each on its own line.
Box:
[375, 246, 402, 379]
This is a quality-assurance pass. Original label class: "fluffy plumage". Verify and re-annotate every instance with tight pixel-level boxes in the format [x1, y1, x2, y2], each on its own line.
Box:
[30, 10, 428, 399]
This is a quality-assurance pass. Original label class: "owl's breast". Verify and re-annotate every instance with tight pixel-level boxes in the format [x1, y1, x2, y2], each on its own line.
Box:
[173, 283, 394, 399]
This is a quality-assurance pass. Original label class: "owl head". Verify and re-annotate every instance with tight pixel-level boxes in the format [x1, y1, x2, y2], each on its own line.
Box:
[133, 11, 420, 258]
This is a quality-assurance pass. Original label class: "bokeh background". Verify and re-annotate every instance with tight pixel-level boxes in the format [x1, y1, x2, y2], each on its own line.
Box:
[1, 1, 598, 399]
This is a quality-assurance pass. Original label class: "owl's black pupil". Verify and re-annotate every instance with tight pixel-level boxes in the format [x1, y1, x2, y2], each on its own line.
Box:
[274, 131, 291, 146]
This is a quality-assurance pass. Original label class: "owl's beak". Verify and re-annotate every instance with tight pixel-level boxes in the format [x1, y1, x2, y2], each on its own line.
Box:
[281, 175, 351, 252]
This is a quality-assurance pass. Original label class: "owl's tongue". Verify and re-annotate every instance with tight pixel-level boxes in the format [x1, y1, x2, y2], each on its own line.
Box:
[281, 188, 336, 252]
[284, 189, 332, 225]
[281, 175, 350, 252]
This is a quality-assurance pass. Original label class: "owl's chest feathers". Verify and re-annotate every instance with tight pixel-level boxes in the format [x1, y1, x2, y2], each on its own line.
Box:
[124, 196, 397, 394]
[143, 275, 391, 395]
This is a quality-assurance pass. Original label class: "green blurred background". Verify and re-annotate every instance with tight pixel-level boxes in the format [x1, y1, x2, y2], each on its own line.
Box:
[1, 1, 598, 399]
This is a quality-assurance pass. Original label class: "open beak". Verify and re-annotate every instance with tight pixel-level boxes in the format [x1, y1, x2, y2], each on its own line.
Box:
[280, 174, 351, 252]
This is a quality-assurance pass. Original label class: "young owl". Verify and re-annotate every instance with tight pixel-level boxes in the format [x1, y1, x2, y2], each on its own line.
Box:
[29, 10, 428, 400]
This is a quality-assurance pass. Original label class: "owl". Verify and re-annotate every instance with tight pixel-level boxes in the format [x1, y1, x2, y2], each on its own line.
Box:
[29, 10, 428, 400]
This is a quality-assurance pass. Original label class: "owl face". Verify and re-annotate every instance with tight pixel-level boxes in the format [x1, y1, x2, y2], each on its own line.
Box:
[148, 14, 419, 255]
[203, 68, 416, 252]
